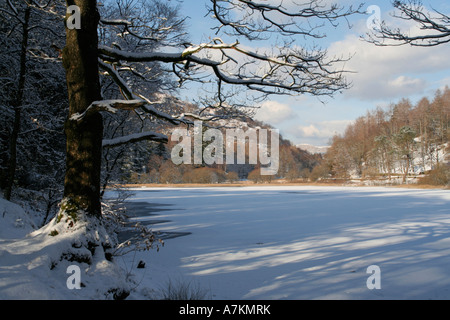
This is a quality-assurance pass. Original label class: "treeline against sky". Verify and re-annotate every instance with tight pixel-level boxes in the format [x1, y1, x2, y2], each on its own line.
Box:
[314, 87, 450, 185]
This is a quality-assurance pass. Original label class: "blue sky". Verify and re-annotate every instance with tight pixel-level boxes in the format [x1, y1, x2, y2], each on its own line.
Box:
[177, 0, 450, 146]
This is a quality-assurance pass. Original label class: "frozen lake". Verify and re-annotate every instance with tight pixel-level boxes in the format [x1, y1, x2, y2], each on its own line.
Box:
[117, 185, 450, 300]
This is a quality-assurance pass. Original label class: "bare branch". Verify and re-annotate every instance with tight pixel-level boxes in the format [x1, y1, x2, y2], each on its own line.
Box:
[7, 0, 19, 16]
[209, 0, 365, 40]
[365, 0, 450, 47]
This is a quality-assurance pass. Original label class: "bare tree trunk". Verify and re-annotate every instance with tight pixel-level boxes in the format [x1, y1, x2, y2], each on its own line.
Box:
[62, 0, 103, 217]
[5, 6, 31, 200]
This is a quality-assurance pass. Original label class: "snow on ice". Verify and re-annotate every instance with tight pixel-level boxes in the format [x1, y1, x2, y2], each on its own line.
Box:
[1, 185, 450, 300]
[120, 186, 450, 300]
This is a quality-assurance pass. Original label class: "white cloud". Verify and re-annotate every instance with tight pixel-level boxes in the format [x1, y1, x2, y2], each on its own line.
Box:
[288, 120, 352, 145]
[327, 30, 450, 101]
[388, 75, 426, 90]
[255, 100, 297, 124]
[297, 124, 320, 138]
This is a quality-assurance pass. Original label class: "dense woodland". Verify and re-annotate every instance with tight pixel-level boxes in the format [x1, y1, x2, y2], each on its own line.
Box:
[0, 0, 67, 221]
[314, 88, 450, 185]
[120, 117, 322, 186]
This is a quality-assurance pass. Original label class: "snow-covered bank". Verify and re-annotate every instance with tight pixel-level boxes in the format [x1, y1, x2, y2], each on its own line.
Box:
[0, 198, 130, 299]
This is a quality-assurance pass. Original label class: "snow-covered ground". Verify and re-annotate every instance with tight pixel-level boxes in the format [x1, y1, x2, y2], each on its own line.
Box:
[0, 197, 130, 300]
[118, 186, 450, 300]
[1, 185, 450, 300]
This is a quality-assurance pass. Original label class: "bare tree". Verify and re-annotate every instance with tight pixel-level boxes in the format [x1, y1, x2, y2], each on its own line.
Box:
[62, 0, 363, 217]
[365, 0, 450, 47]
[98, 0, 189, 195]
[1, 0, 31, 200]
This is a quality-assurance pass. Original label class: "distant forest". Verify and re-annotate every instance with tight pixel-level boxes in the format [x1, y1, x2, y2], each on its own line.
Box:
[120, 116, 323, 186]
[314, 87, 450, 186]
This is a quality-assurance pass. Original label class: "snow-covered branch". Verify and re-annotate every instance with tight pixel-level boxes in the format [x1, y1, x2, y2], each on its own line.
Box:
[99, 39, 350, 97]
[69, 99, 146, 122]
[99, 44, 220, 67]
[102, 131, 168, 148]
[100, 18, 132, 26]
[99, 59, 200, 126]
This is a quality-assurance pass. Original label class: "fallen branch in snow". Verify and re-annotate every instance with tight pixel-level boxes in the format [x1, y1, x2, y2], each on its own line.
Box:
[113, 222, 164, 257]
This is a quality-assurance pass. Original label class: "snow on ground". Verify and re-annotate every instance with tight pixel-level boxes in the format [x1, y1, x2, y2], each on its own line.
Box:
[117, 186, 450, 300]
[0, 198, 130, 300]
[1, 185, 449, 300]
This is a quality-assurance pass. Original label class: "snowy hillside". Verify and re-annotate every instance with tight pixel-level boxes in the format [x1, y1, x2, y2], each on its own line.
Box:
[410, 142, 449, 174]
[371, 142, 448, 179]
[297, 144, 329, 155]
